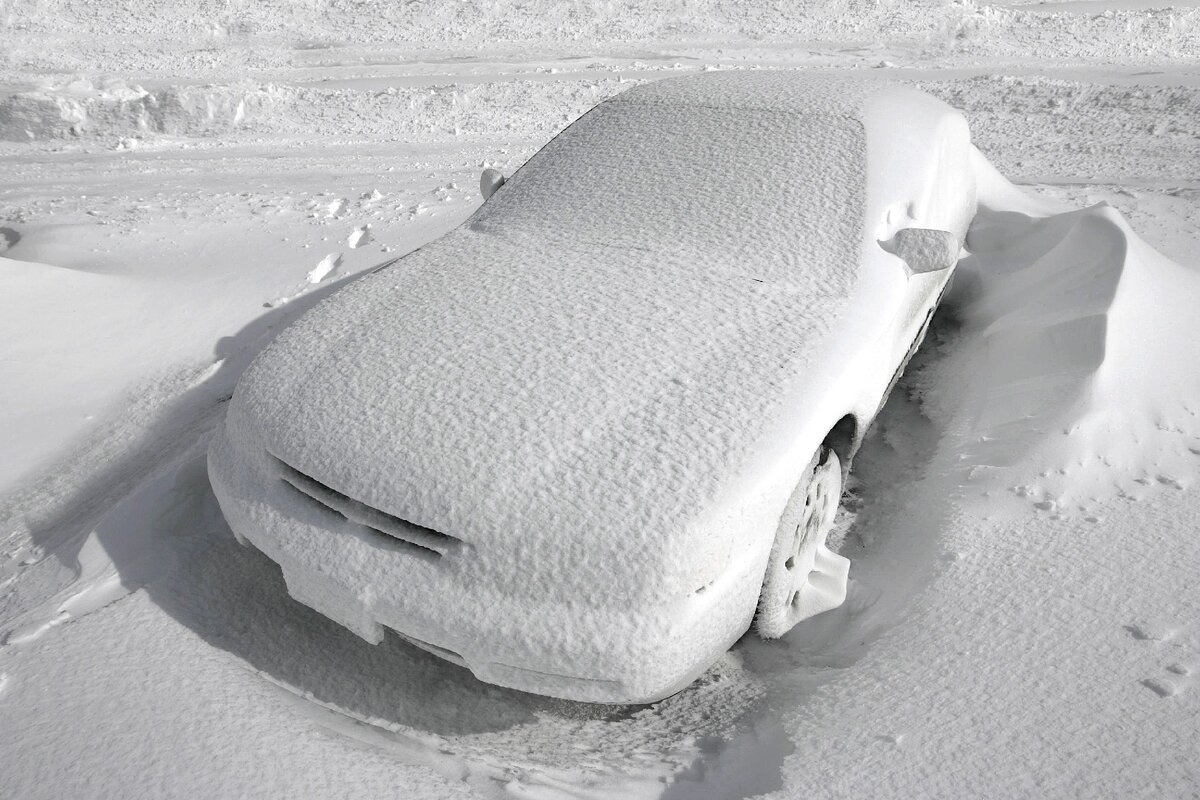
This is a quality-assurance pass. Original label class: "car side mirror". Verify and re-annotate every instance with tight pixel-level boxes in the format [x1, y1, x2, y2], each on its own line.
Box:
[480, 168, 506, 201]
[879, 228, 959, 275]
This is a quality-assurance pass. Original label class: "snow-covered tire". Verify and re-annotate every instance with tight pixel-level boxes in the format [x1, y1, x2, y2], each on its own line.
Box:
[755, 446, 851, 639]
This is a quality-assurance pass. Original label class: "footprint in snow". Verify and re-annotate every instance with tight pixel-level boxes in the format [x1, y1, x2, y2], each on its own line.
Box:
[1141, 666, 1193, 699]
[1141, 676, 1182, 698]
[1124, 622, 1174, 642]
[1156, 474, 1186, 490]
[1127, 622, 1195, 698]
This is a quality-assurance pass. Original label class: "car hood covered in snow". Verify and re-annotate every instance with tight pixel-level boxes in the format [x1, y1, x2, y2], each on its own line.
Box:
[231, 74, 928, 601]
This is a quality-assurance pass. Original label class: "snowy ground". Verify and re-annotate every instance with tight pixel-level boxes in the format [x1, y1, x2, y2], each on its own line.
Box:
[2, 1, 1199, 798]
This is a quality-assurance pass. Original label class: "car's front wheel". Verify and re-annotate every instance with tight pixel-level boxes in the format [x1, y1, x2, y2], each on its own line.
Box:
[755, 446, 851, 639]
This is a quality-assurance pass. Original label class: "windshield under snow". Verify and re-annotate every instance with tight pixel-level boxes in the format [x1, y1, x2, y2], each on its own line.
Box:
[472, 100, 866, 289]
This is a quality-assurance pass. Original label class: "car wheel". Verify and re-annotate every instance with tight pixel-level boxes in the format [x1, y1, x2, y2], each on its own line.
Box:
[755, 446, 851, 639]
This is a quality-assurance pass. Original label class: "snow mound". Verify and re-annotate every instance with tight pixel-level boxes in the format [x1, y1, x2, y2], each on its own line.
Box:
[948, 2, 1200, 62]
[0, 78, 280, 142]
[930, 150, 1200, 517]
[0, 76, 625, 143]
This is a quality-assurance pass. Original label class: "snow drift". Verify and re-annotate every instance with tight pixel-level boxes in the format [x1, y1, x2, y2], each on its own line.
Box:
[930, 151, 1200, 518]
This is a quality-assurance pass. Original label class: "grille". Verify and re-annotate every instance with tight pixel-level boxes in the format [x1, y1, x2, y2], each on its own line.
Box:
[272, 455, 462, 558]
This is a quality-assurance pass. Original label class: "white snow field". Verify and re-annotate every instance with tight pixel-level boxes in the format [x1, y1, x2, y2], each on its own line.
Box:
[2, 0, 1199, 797]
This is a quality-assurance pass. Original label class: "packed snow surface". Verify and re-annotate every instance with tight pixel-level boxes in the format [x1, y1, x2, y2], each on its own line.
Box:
[2, 1, 1200, 796]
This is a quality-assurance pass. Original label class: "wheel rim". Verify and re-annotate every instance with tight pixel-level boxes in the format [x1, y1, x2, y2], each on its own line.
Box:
[756, 448, 851, 639]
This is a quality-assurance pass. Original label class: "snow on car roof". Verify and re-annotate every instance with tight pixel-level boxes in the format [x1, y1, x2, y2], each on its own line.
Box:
[609, 69, 875, 116]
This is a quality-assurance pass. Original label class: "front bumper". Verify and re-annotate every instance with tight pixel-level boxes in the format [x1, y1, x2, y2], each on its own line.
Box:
[207, 416, 764, 704]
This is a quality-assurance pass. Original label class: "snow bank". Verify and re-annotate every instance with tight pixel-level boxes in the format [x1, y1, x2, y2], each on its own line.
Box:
[0, 0, 921, 81]
[926, 148, 1200, 517]
[0, 78, 285, 142]
[945, 1, 1200, 62]
[0, 75, 625, 142]
[5, 0, 1197, 85]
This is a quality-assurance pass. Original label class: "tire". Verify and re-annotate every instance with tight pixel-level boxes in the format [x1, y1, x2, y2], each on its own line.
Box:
[755, 446, 851, 639]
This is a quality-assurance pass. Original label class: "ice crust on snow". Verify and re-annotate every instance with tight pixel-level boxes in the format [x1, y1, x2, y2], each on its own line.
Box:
[208, 72, 983, 701]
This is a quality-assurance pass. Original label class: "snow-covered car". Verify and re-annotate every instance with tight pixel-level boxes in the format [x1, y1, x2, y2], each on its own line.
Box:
[208, 72, 976, 704]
